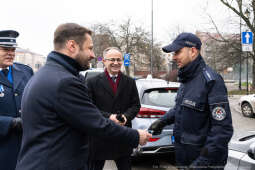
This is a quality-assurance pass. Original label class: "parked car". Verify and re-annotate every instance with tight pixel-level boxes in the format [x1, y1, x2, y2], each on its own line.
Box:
[132, 78, 180, 156]
[225, 134, 255, 170]
[239, 94, 255, 118]
[80, 68, 104, 80]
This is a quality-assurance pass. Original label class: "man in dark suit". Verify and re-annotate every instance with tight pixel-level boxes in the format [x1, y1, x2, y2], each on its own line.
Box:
[15, 23, 151, 170]
[87, 47, 141, 170]
[0, 30, 33, 170]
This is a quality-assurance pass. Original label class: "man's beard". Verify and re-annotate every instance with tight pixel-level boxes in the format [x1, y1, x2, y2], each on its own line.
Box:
[76, 53, 90, 71]
[82, 64, 89, 71]
[78, 59, 89, 71]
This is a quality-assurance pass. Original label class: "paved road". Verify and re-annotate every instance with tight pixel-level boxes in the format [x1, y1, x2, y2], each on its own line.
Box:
[103, 95, 255, 170]
[228, 95, 255, 140]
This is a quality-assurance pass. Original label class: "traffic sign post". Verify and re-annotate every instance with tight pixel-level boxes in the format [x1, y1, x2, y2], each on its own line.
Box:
[124, 53, 130, 66]
[241, 31, 253, 94]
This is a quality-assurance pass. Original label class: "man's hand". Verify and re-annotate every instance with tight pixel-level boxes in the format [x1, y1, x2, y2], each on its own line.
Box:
[121, 115, 127, 126]
[109, 114, 119, 124]
[137, 129, 152, 146]
[118, 114, 127, 126]
[148, 120, 166, 135]
[11, 117, 22, 133]
[110, 114, 127, 126]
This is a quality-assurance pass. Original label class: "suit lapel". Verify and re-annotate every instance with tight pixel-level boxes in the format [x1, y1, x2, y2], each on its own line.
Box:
[100, 73, 115, 97]
[12, 65, 26, 91]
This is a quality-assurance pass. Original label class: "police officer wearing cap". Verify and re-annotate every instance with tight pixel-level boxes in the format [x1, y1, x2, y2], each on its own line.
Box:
[148, 32, 233, 170]
[0, 30, 33, 170]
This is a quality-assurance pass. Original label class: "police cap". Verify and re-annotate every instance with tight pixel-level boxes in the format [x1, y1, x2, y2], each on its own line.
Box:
[0, 30, 19, 48]
[162, 32, 202, 53]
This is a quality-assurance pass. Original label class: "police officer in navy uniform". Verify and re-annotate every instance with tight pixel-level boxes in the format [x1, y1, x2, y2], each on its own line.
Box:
[0, 30, 33, 170]
[149, 33, 233, 170]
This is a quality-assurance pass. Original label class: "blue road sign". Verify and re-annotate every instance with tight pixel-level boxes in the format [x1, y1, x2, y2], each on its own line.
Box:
[242, 32, 253, 44]
[124, 53, 130, 66]
[97, 56, 102, 61]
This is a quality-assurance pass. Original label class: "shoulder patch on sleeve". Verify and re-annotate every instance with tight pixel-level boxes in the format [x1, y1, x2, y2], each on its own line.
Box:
[212, 106, 226, 121]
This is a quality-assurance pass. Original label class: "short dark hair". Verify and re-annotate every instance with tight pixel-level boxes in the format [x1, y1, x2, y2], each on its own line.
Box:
[54, 23, 92, 50]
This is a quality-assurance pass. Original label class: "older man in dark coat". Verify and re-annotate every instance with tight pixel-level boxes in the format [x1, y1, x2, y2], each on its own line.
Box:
[0, 30, 33, 170]
[87, 47, 141, 170]
[15, 23, 151, 170]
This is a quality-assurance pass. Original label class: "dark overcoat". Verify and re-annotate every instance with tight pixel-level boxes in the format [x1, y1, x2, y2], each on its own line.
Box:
[0, 63, 33, 170]
[15, 51, 139, 170]
[86, 72, 141, 160]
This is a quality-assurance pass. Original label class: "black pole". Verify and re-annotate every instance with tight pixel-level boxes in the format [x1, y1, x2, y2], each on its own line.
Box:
[239, 53, 242, 90]
[150, 0, 153, 76]
[247, 52, 249, 95]
[239, 16, 242, 90]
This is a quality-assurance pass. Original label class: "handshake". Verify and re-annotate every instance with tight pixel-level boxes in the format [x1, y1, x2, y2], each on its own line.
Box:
[137, 129, 152, 146]
[137, 119, 167, 146]
[148, 119, 166, 135]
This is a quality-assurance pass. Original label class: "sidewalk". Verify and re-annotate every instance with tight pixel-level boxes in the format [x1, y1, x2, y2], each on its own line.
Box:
[228, 95, 242, 114]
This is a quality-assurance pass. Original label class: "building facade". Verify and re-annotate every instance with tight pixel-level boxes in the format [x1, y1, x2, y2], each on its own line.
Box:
[15, 48, 46, 72]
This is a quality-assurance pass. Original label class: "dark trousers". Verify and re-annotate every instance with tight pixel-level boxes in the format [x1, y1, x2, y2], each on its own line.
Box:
[174, 142, 224, 170]
[174, 142, 201, 169]
[88, 155, 131, 170]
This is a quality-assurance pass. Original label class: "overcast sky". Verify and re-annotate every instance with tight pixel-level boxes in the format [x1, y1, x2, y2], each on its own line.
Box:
[0, 0, 238, 56]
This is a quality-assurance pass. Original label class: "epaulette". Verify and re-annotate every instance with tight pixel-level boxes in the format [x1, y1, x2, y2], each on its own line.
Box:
[202, 67, 215, 83]
[13, 62, 32, 70]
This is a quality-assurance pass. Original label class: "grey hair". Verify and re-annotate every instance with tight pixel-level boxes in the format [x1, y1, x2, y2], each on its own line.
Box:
[103, 47, 122, 59]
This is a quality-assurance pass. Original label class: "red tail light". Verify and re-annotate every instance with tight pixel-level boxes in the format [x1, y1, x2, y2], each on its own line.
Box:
[165, 87, 178, 91]
[149, 137, 160, 142]
[136, 107, 166, 118]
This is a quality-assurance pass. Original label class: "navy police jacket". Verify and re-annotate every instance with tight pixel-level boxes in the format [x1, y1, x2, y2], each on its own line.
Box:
[161, 55, 233, 163]
[15, 51, 139, 170]
[0, 63, 33, 170]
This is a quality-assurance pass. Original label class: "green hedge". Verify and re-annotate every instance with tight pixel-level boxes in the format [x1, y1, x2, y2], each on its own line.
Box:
[228, 89, 255, 95]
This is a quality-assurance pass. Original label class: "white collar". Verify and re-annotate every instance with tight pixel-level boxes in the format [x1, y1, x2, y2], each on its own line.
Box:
[0, 67, 9, 71]
[109, 73, 117, 78]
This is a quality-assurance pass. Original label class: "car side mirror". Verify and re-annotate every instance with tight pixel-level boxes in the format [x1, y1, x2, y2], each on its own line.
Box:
[248, 142, 255, 159]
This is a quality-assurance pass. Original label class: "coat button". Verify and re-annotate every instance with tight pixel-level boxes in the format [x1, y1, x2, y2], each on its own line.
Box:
[14, 93, 18, 96]
[19, 109, 21, 113]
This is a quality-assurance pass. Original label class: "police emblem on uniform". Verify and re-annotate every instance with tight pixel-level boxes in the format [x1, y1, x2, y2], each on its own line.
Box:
[212, 106, 226, 121]
[0, 84, 4, 97]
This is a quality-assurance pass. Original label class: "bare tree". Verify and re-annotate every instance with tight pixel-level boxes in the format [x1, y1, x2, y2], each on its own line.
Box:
[219, 0, 255, 88]
[202, 31, 241, 73]
[91, 18, 163, 76]
[90, 23, 113, 67]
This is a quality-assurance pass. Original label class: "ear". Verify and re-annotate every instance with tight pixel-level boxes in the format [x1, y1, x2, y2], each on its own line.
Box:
[190, 47, 198, 59]
[66, 40, 78, 53]
[102, 58, 107, 65]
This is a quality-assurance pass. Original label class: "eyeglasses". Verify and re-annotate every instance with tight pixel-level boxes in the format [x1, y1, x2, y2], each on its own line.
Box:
[105, 58, 123, 62]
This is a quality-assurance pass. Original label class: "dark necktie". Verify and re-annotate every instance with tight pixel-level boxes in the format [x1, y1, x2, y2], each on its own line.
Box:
[111, 76, 117, 83]
[2, 69, 9, 77]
